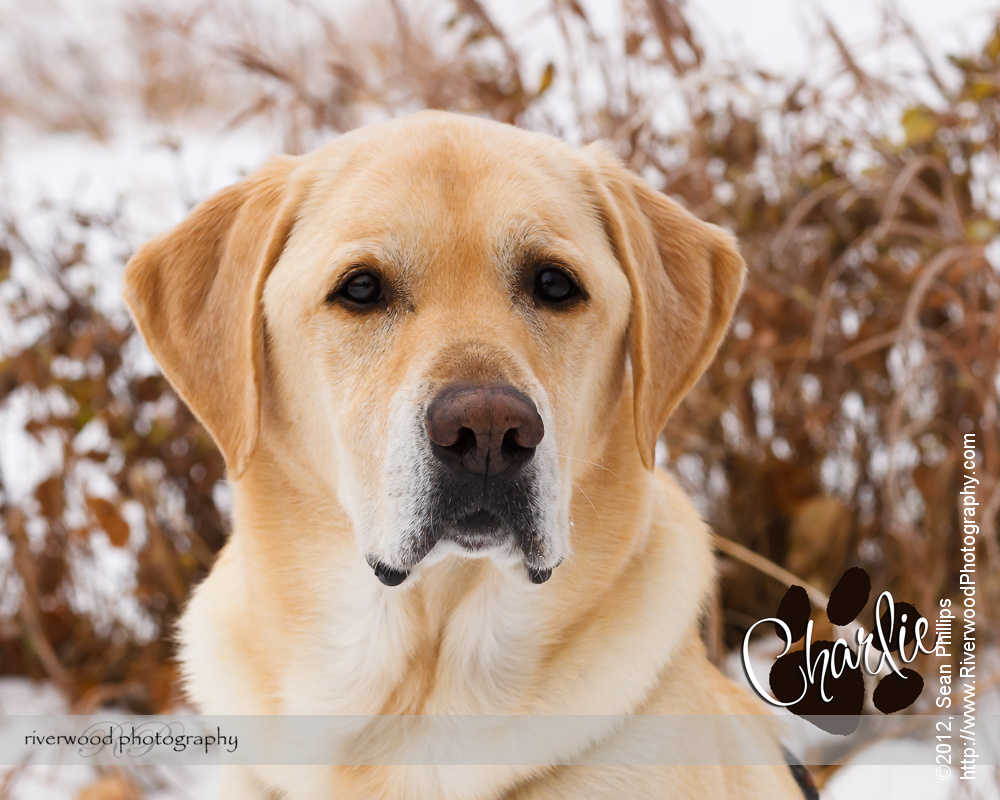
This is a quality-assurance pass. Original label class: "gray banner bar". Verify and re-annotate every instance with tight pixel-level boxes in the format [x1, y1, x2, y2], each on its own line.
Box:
[0, 714, 996, 767]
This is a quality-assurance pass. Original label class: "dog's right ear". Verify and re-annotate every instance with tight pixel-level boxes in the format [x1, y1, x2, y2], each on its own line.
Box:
[584, 145, 746, 471]
[123, 156, 305, 480]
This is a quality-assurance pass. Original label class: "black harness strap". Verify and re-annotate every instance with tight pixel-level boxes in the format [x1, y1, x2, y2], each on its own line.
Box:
[783, 747, 820, 800]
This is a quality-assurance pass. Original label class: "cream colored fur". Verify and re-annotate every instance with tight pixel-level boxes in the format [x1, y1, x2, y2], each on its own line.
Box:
[124, 111, 801, 800]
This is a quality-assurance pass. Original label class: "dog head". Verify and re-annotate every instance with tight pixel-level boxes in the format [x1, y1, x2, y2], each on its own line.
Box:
[124, 112, 744, 587]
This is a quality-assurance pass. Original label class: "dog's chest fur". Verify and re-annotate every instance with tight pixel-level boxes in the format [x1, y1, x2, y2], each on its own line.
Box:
[178, 474, 724, 799]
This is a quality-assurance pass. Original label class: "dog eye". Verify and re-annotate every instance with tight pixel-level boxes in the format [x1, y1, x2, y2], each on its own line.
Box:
[534, 266, 580, 305]
[330, 271, 383, 307]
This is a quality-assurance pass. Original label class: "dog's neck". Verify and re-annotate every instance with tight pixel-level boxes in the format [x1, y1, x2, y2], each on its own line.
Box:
[186, 435, 715, 798]
[224, 431, 712, 719]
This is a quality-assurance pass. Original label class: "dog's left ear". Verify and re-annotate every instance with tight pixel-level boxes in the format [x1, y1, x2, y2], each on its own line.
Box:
[585, 145, 746, 470]
[123, 156, 305, 479]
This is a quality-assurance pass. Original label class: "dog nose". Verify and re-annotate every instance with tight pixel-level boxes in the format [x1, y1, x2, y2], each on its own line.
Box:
[426, 384, 544, 479]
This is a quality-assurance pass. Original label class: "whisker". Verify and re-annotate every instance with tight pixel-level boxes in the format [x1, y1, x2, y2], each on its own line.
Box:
[571, 479, 603, 525]
[557, 452, 622, 481]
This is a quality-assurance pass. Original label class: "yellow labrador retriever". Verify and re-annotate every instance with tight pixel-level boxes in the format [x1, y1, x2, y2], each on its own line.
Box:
[124, 112, 804, 799]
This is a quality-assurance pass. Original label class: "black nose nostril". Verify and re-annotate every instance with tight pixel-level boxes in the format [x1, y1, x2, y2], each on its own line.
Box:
[501, 428, 533, 459]
[451, 427, 477, 458]
[426, 384, 543, 479]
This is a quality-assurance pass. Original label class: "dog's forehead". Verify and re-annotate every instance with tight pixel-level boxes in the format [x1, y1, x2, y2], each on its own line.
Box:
[294, 113, 603, 253]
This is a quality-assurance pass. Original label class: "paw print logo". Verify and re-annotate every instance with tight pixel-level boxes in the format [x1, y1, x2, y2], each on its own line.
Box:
[759, 567, 927, 735]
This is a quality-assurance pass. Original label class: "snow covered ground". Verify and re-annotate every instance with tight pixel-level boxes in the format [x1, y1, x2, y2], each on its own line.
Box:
[0, 678, 221, 799]
[727, 643, 1000, 799]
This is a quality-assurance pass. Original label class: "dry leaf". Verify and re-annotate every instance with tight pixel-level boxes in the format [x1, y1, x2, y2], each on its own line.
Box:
[87, 497, 131, 547]
[77, 774, 141, 800]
